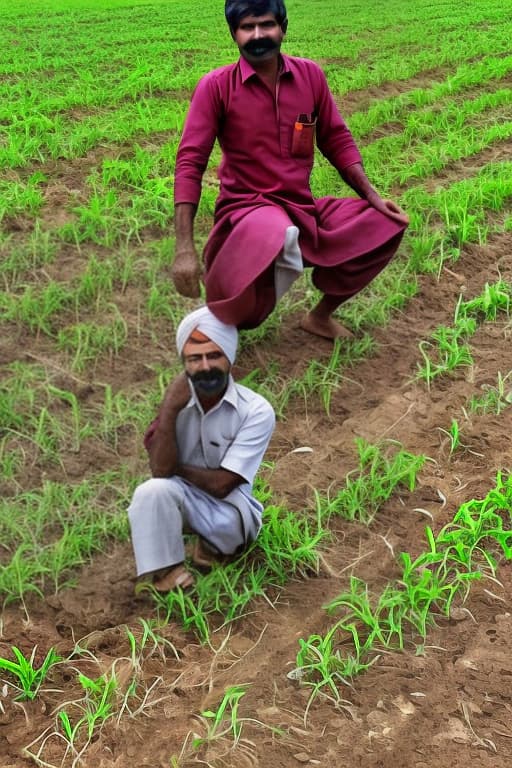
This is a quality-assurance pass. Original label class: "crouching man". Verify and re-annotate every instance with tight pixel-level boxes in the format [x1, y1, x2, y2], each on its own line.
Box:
[128, 306, 276, 592]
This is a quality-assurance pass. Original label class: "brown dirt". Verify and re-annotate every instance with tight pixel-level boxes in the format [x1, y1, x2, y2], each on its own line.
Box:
[2, 226, 512, 766]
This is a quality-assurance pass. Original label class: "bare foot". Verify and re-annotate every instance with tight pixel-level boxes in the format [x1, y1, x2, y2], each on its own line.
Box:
[300, 312, 355, 340]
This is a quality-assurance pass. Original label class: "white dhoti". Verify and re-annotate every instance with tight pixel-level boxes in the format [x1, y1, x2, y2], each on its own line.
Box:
[128, 477, 246, 576]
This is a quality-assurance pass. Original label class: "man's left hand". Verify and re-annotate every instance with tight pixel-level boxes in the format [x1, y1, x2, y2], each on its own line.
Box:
[367, 194, 409, 226]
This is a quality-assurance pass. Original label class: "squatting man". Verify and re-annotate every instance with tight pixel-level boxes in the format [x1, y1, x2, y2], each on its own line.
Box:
[172, 0, 409, 339]
[128, 306, 275, 592]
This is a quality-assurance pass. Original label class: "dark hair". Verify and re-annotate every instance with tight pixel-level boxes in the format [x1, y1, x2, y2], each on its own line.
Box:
[225, 0, 288, 32]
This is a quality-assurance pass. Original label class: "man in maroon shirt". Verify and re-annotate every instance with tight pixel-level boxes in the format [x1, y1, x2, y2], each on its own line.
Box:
[172, 0, 409, 339]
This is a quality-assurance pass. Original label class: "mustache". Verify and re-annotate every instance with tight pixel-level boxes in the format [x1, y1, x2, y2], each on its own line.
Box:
[188, 368, 229, 396]
[189, 368, 225, 384]
[242, 38, 280, 55]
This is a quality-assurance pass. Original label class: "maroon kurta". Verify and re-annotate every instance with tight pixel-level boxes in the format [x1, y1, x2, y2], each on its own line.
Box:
[175, 54, 406, 328]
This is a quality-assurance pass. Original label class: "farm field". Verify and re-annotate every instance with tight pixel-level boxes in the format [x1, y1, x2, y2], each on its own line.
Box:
[2, 0, 512, 765]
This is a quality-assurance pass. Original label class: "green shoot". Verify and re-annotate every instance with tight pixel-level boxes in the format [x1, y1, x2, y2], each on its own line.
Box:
[0, 646, 61, 700]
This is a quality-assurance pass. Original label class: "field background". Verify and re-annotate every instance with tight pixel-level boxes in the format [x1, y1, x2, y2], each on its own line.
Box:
[2, 0, 512, 765]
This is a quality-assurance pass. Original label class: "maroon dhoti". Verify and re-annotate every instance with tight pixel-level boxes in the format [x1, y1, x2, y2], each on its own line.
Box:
[204, 195, 406, 329]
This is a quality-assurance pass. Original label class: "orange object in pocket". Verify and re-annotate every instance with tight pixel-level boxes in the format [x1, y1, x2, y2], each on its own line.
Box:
[291, 117, 316, 157]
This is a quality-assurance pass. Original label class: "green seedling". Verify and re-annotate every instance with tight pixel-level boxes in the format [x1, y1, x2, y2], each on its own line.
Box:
[172, 683, 282, 765]
[48, 385, 94, 452]
[78, 672, 118, 738]
[293, 621, 368, 723]
[58, 671, 118, 751]
[417, 332, 473, 384]
[417, 280, 512, 385]
[129, 617, 180, 663]
[469, 370, 512, 415]
[192, 685, 249, 750]
[438, 418, 462, 455]
[320, 438, 425, 525]
[0, 646, 61, 700]
[460, 280, 511, 321]
[57, 315, 128, 372]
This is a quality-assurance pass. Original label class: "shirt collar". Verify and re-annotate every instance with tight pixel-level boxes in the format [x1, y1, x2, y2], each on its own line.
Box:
[239, 53, 292, 83]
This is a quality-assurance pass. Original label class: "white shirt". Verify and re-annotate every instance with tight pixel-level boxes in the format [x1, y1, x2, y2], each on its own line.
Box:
[177, 376, 274, 482]
[144, 375, 275, 537]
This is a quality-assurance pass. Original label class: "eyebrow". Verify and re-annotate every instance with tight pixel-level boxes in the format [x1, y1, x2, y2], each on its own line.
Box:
[184, 350, 225, 360]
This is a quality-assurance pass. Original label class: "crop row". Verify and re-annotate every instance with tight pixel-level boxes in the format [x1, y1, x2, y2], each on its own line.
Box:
[1, 189, 510, 497]
[2, 465, 510, 763]
[1, 157, 510, 381]
[294, 472, 512, 719]
[1, 264, 509, 489]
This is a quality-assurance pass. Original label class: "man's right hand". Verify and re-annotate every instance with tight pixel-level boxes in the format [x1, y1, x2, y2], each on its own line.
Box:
[164, 372, 193, 411]
[171, 246, 203, 298]
[149, 373, 192, 477]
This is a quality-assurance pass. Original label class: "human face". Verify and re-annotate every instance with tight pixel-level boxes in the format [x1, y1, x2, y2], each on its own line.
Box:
[233, 13, 285, 66]
[182, 338, 231, 402]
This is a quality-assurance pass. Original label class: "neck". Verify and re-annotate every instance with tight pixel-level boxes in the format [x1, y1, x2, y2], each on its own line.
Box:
[254, 55, 280, 79]
[243, 51, 282, 85]
[194, 378, 230, 412]
[198, 391, 224, 412]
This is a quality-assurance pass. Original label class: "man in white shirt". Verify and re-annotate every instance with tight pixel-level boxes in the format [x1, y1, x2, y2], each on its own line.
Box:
[128, 306, 276, 592]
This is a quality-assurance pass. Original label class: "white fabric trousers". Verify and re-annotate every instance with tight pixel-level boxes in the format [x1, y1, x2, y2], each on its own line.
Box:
[128, 477, 245, 576]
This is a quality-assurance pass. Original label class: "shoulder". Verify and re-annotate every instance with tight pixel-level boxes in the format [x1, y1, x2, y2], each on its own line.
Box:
[284, 55, 325, 77]
[233, 383, 276, 422]
[283, 55, 329, 94]
[196, 62, 239, 88]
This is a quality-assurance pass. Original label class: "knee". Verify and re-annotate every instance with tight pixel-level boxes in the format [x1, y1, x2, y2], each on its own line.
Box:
[128, 477, 183, 521]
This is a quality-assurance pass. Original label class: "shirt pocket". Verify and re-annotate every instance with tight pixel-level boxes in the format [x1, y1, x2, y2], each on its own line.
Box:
[204, 433, 234, 468]
[290, 116, 317, 158]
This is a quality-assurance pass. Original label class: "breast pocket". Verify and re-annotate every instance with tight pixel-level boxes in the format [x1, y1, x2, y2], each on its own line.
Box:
[290, 117, 317, 158]
[204, 432, 235, 468]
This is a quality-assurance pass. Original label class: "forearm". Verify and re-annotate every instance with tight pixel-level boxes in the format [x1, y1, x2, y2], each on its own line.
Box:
[174, 202, 198, 249]
[340, 162, 380, 202]
[147, 409, 181, 477]
[147, 377, 191, 477]
[341, 162, 409, 224]
[177, 465, 244, 498]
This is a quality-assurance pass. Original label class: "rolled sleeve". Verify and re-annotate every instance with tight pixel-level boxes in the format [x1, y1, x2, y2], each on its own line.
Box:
[220, 399, 275, 485]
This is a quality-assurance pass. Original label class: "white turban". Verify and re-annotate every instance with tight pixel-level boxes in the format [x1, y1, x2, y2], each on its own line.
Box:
[176, 306, 238, 364]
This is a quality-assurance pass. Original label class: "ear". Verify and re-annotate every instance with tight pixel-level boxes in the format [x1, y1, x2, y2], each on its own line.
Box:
[281, 18, 288, 34]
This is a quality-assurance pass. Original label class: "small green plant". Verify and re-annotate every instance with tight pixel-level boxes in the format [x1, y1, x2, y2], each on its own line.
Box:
[417, 329, 474, 384]
[438, 418, 462, 455]
[319, 438, 426, 524]
[57, 671, 118, 757]
[192, 685, 249, 751]
[0, 646, 61, 700]
[469, 370, 512, 415]
[293, 613, 378, 722]
[171, 683, 282, 765]
[417, 281, 512, 385]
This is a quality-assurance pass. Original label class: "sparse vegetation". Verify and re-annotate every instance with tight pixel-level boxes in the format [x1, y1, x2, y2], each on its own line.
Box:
[2, 0, 512, 765]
